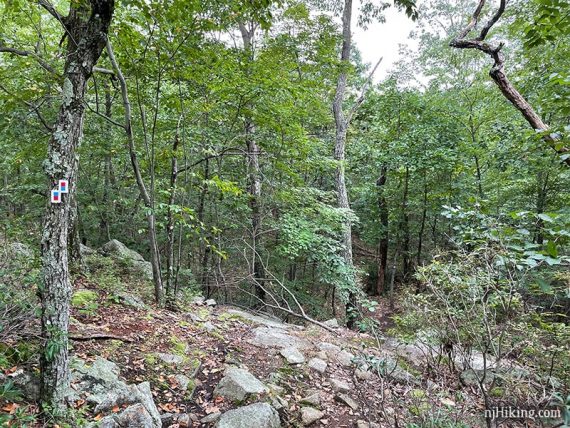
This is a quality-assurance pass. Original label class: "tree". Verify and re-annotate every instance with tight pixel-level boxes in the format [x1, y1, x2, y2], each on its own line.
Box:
[38, 0, 114, 412]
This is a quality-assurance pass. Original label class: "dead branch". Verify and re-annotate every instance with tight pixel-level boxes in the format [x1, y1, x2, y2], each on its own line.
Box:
[69, 333, 134, 342]
[450, 0, 570, 166]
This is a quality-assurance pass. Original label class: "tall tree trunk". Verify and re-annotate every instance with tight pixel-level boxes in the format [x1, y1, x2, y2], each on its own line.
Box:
[239, 22, 266, 303]
[417, 171, 428, 266]
[198, 158, 211, 293]
[376, 165, 388, 295]
[334, 0, 359, 329]
[106, 41, 163, 305]
[165, 124, 181, 302]
[401, 166, 410, 276]
[100, 80, 113, 242]
[39, 0, 114, 411]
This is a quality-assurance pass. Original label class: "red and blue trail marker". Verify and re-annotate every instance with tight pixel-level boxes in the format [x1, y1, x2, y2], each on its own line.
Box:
[59, 179, 68, 193]
[51, 189, 61, 204]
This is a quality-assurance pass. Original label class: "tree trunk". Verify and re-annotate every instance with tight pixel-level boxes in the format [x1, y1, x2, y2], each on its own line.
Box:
[165, 126, 180, 302]
[239, 22, 266, 303]
[376, 165, 388, 295]
[40, 0, 114, 412]
[333, 0, 360, 328]
[401, 166, 410, 276]
[417, 171, 428, 266]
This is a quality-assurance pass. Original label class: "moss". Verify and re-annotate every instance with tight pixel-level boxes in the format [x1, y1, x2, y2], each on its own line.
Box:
[179, 320, 190, 327]
[145, 354, 157, 365]
[198, 308, 210, 319]
[410, 389, 426, 399]
[169, 335, 188, 356]
[217, 312, 243, 322]
[207, 330, 225, 341]
[490, 387, 505, 398]
[71, 290, 99, 315]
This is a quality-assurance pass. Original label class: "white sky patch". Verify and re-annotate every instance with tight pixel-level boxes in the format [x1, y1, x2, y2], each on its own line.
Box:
[353, 6, 418, 81]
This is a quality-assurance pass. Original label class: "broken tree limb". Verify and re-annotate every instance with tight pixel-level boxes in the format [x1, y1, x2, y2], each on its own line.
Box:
[450, 0, 570, 166]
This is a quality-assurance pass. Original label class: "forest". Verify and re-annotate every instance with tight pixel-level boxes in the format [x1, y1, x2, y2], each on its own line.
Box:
[0, 0, 569, 427]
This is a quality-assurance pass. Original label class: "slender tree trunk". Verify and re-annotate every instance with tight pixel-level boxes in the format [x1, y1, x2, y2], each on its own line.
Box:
[417, 171, 428, 266]
[239, 22, 266, 303]
[535, 170, 550, 246]
[39, 0, 114, 412]
[106, 41, 163, 305]
[100, 81, 113, 242]
[401, 166, 410, 276]
[333, 0, 359, 329]
[376, 165, 388, 295]
[198, 158, 211, 294]
[165, 125, 180, 302]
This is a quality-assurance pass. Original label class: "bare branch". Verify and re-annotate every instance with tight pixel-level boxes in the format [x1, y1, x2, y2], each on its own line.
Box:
[348, 56, 383, 122]
[37, 0, 66, 25]
[0, 83, 53, 132]
[0, 45, 60, 76]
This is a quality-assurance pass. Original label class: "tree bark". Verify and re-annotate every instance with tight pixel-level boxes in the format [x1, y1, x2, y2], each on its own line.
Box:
[39, 0, 114, 412]
[239, 22, 266, 303]
[376, 166, 388, 295]
[106, 41, 164, 305]
[165, 124, 181, 302]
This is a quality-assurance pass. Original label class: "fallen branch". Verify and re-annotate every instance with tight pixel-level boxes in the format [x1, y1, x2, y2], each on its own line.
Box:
[70, 333, 134, 342]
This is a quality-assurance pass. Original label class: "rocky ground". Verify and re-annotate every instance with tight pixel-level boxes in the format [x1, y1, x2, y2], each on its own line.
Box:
[1, 240, 564, 427]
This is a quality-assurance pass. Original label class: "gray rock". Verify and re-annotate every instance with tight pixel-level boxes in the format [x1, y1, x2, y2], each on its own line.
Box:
[116, 403, 154, 428]
[115, 292, 146, 309]
[67, 358, 161, 427]
[280, 347, 305, 364]
[336, 350, 355, 367]
[205, 298, 217, 306]
[336, 393, 359, 411]
[99, 239, 153, 280]
[356, 420, 380, 428]
[308, 358, 327, 374]
[203, 321, 216, 332]
[174, 374, 191, 392]
[157, 353, 184, 365]
[355, 369, 373, 381]
[370, 355, 419, 385]
[301, 407, 324, 426]
[214, 367, 267, 401]
[318, 342, 340, 353]
[249, 327, 311, 349]
[323, 319, 339, 328]
[225, 309, 297, 330]
[202, 411, 222, 424]
[330, 378, 351, 393]
[300, 392, 321, 407]
[192, 296, 206, 305]
[460, 369, 496, 387]
[271, 395, 288, 411]
[216, 402, 280, 428]
[186, 312, 204, 323]
[80, 244, 96, 256]
[7, 370, 40, 401]
[267, 383, 285, 395]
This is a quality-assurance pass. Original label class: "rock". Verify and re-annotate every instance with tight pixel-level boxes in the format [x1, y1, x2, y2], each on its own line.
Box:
[318, 342, 340, 353]
[300, 391, 321, 406]
[99, 239, 154, 280]
[185, 312, 204, 323]
[201, 411, 222, 424]
[249, 327, 310, 349]
[205, 298, 217, 306]
[336, 394, 359, 411]
[355, 368, 373, 381]
[301, 407, 324, 426]
[157, 353, 184, 365]
[356, 420, 380, 428]
[68, 358, 161, 427]
[280, 347, 305, 364]
[460, 369, 496, 387]
[115, 291, 146, 309]
[214, 367, 267, 401]
[174, 374, 191, 392]
[100, 239, 144, 261]
[336, 350, 355, 367]
[216, 402, 280, 428]
[7, 370, 40, 401]
[267, 383, 285, 395]
[371, 355, 419, 385]
[80, 243, 96, 256]
[116, 403, 155, 428]
[307, 358, 327, 374]
[271, 395, 288, 411]
[225, 309, 298, 330]
[203, 321, 216, 332]
[192, 296, 206, 305]
[323, 319, 339, 328]
[330, 378, 351, 393]
[316, 351, 328, 361]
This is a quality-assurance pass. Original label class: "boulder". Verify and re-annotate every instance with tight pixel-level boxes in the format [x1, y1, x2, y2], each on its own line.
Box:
[99, 239, 153, 280]
[280, 347, 305, 364]
[307, 358, 327, 374]
[205, 298, 217, 306]
[224, 309, 296, 330]
[214, 367, 267, 401]
[115, 292, 146, 309]
[67, 358, 161, 427]
[249, 327, 310, 349]
[216, 402, 280, 428]
[201, 411, 222, 424]
[300, 391, 321, 407]
[5, 370, 40, 401]
[301, 407, 324, 426]
[323, 319, 339, 328]
[116, 403, 155, 428]
[80, 244, 96, 256]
